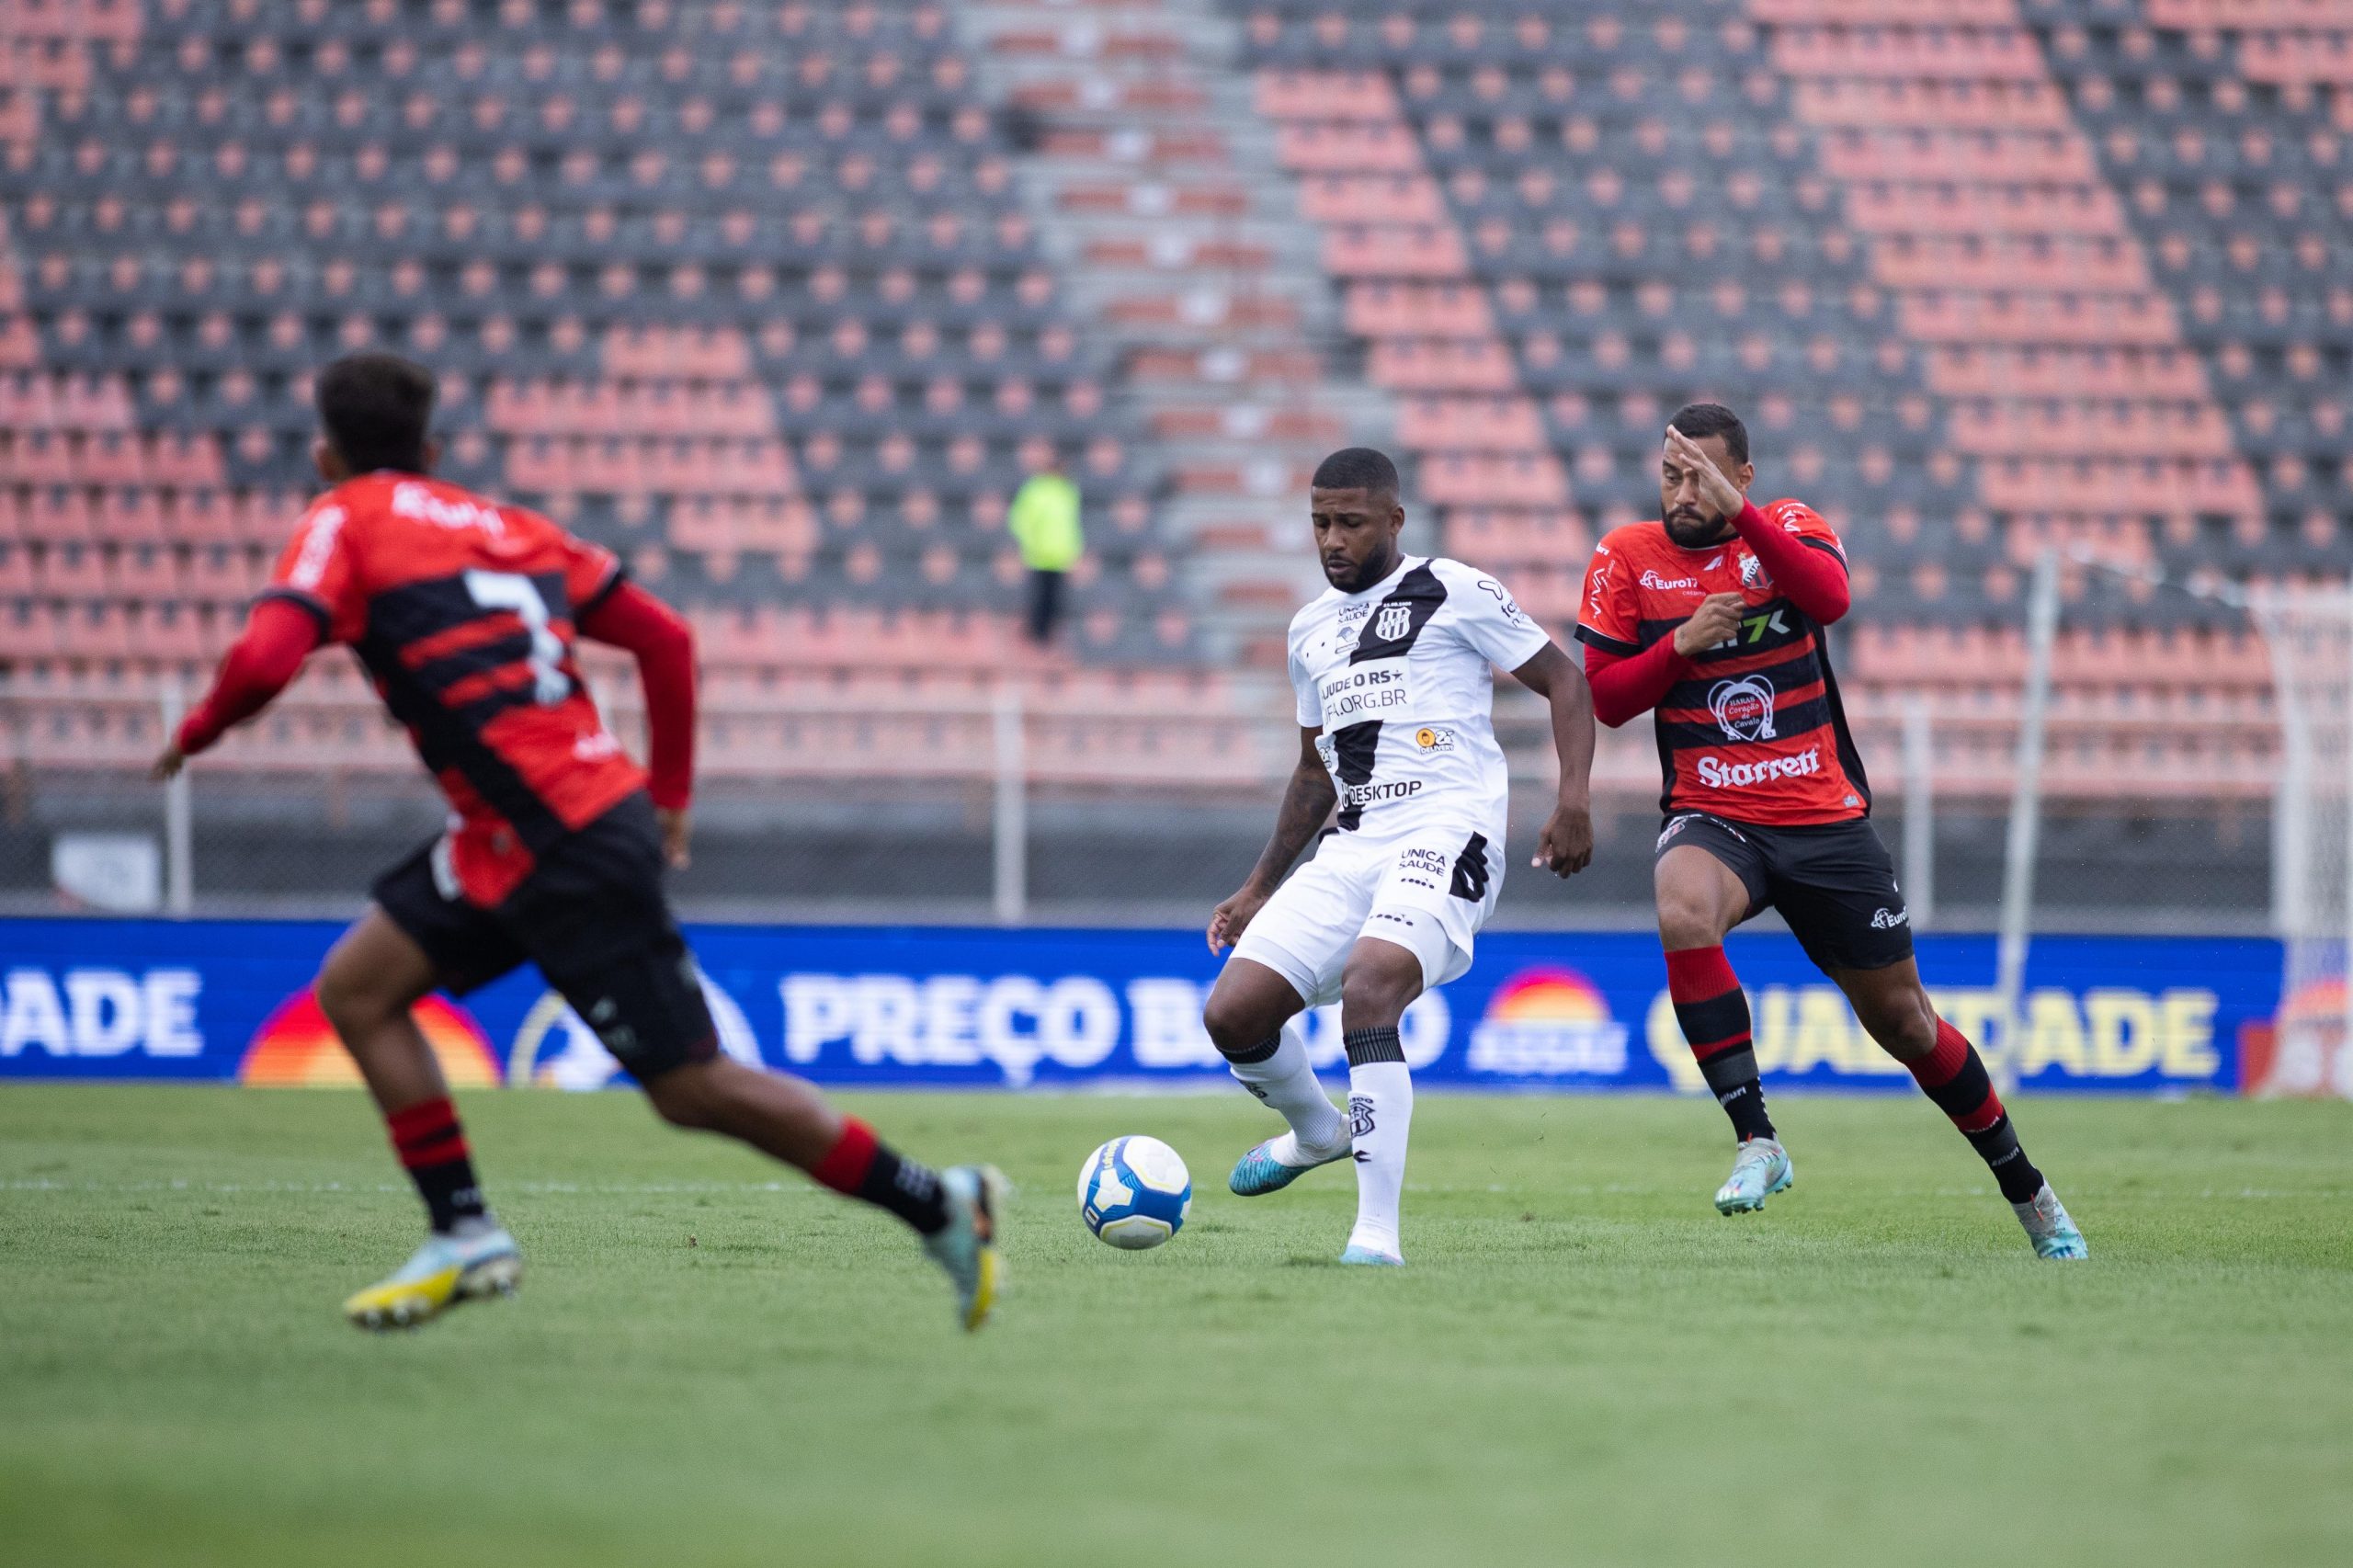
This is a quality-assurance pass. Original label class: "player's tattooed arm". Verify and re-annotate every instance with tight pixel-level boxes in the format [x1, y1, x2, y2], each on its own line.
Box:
[1208, 726, 1336, 953]
[1509, 642, 1597, 878]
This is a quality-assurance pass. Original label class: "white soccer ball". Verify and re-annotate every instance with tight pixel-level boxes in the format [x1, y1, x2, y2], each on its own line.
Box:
[1076, 1135, 1192, 1250]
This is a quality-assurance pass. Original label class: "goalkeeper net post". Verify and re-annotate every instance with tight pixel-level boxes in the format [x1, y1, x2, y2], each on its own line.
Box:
[2251, 588, 2353, 1097]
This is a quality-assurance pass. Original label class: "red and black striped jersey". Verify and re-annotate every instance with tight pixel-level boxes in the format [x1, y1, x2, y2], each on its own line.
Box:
[261, 472, 645, 903]
[1575, 501, 1870, 826]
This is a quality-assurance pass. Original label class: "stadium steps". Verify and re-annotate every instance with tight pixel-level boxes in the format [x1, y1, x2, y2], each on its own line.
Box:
[960, 0, 1397, 667]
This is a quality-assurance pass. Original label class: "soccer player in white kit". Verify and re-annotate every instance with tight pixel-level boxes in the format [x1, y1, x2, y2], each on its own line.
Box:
[1202, 448, 1598, 1265]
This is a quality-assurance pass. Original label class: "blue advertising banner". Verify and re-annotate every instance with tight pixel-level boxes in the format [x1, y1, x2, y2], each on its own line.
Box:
[0, 918, 2280, 1094]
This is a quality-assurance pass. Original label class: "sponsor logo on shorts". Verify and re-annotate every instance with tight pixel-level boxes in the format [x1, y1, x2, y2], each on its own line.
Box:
[1696, 747, 1820, 790]
[1398, 846, 1450, 879]
[1413, 725, 1455, 752]
[1708, 674, 1778, 743]
[1870, 907, 1910, 930]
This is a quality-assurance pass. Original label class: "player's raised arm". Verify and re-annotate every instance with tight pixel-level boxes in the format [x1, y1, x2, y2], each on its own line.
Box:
[1664, 426, 1849, 624]
[576, 572, 698, 869]
[1207, 724, 1336, 954]
[1508, 642, 1596, 878]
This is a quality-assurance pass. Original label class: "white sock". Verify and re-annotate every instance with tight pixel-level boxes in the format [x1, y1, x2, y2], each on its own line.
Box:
[1227, 1016, 1346, 1160]
[1344, 1033, 1413, 1258]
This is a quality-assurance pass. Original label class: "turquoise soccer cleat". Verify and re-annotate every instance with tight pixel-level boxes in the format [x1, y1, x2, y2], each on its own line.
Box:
[922, 1165, 1008, 1331]
[1338, 1243, 1404, 1267]
[1227, 1136, 1349, 1198]
[343, 1222, 523, 1331]
[1713, 1136, 1794, 1214]
[2012, 1183, 2089, 1260]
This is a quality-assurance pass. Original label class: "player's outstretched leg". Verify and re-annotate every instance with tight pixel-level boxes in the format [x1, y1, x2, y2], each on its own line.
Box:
[1665, 945, 1792, 1213]
[1335, 938, 1423, 1266]
[1838, 964, 2086, 1260]
[1203, 961, 1348, 1197]
[315, 912, 523, 1331]
[642, 1059, 1006, 1328]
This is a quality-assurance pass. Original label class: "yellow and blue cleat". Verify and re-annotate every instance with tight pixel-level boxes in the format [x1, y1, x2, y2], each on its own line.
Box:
[923, 1165, 1007, 1332]
[342, 1223, 523, 1331]
[1713, 1136, 1794, 1214]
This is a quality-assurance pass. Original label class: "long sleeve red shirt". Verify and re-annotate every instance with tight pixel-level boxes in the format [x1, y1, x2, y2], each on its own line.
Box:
[1581, 499, 1849, 728]
[176, 579, 698, 810]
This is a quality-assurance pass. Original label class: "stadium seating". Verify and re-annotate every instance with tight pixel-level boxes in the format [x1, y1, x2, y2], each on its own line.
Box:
[1, 0, 2346, 807]
[1221, 0, 2346, 798]
[0, 0, 1207, 785]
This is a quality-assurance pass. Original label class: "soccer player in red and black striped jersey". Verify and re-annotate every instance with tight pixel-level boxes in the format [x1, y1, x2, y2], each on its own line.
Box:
[153, 354, 1006, 1327]
[1575, 403, 2085, 1258]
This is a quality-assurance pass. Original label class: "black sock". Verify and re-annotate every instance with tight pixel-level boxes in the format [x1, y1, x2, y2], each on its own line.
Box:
[811, 1118, 951, 1234]
[1711, 1074, 1777, 1143]
[1967, 1115, 2047, 1205]
[860, 1145, 950, 1235]
[1343, 1027, 1404, 1066]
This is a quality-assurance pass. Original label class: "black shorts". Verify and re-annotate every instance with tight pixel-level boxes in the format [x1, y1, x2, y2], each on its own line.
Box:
[372, 793, 717, 1081]
[1654, 811, 1915, 973]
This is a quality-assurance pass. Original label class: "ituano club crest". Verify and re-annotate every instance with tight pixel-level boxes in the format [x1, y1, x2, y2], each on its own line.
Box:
[1708, 675, 1778, 742]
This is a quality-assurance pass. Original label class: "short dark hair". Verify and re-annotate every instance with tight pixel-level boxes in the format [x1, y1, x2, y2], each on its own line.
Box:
[1667, 402, 1749, 466]
[317, 353, 435, 474]
[1311, 446, 1400, 496]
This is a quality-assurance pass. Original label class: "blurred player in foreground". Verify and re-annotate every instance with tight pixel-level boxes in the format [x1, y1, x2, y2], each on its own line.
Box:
[1202, 448, 1597, 1266]
[1576, 403, 2085, 1258]
[154, 354, 1006, 1328]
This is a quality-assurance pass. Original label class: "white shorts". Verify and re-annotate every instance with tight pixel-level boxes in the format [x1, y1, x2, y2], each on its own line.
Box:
[1232, 823, 1504, 1006]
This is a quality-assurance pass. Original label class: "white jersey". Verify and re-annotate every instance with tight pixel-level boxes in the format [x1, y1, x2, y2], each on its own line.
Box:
[1287, 554, 1552, 844]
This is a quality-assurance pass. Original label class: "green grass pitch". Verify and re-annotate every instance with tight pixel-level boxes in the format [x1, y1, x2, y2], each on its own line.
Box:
[3, 1085, 2348, 1568]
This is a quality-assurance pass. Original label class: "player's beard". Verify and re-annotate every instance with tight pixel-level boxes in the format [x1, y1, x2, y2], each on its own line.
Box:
[1663, 506, 1736, 549]
[1329, 540, 1399, 594]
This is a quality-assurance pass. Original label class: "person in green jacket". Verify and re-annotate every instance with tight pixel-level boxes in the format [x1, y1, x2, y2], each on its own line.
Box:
[1007, 457, 1082, 645]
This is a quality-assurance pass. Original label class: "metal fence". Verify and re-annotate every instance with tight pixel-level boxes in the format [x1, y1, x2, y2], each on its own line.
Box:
[1, 660, 2283, 934]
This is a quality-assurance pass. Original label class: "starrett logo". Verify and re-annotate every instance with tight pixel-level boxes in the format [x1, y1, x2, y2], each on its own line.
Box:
[1696, 747, 1822, 789]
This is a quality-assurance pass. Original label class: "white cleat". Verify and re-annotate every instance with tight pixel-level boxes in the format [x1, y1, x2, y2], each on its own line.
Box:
[1713, 1136, 1794, 1214]
[2012, 1183, 2088, 1260]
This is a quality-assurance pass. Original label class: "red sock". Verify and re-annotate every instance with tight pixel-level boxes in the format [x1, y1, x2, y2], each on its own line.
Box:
[1906, 1018, 2047, 1203]
[808, 1117, 949, 1235]
[1664, 946, 1773, 1142]
[1907, 1019, 2003, 1133]
[384, 1096, 486, 1233]
[810, 1117, 880, 1194]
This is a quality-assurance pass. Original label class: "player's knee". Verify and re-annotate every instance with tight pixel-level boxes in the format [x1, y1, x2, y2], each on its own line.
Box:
[642, 1065, 722, 1131]
[1338, 955, 1418, 1030]
[1200, 989, 1264, 1056]
[313, 960, 401, 1040]
[1860, 989, 1938, 1061]
[1655, 893, 1724, 951]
